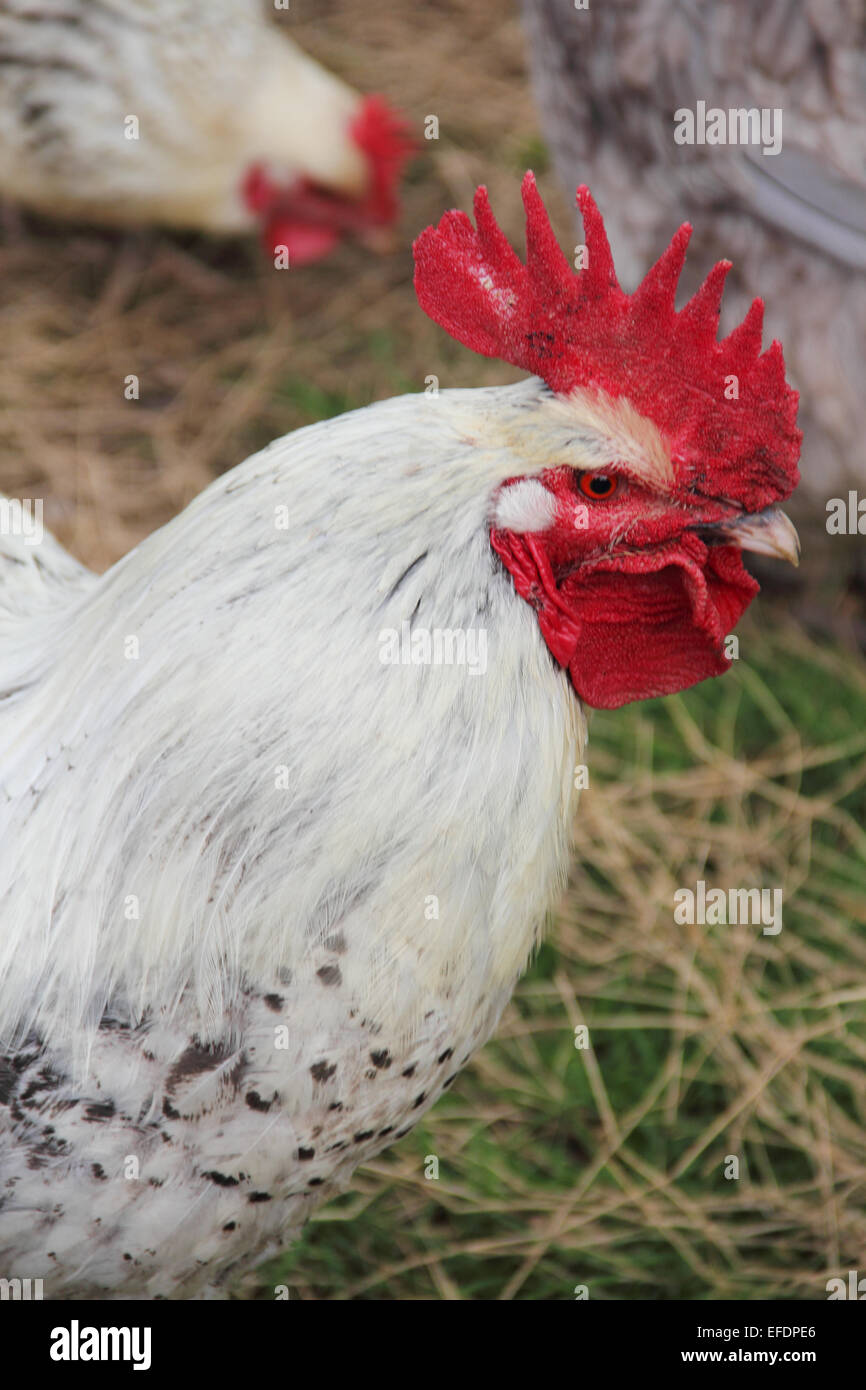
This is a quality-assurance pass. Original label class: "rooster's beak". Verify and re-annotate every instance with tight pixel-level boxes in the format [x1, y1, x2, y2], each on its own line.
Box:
[711, 506, 800, 567]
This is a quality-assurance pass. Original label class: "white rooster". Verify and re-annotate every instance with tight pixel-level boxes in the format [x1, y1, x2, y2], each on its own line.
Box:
[0, 175, 800, 1297]
[0, 0, 410, 263]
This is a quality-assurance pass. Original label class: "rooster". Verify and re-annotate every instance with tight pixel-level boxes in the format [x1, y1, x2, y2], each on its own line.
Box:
[0, 175, 800, 1297]
[0, 0, 410, 263]
[520, 0, 865, 501]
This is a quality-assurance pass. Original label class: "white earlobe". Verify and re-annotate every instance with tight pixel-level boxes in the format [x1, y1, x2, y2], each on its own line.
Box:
[493, 479, 558, 533]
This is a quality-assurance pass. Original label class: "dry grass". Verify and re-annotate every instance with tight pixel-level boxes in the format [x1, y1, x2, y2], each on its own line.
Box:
[1, 0, 864, 1301]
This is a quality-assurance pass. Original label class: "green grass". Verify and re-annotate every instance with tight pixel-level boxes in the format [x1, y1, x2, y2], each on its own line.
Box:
[249, 617, 866, 1300]
[274, 377, 356, 424]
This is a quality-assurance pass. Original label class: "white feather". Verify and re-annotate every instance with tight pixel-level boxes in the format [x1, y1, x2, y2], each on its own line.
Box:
[0, 378, 591, 1295]
[493, 478, 558, 532]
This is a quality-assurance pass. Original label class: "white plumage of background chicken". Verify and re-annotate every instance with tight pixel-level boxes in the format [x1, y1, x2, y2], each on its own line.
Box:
[0, 0, 409, 263]
[0, 175, 800, 1297]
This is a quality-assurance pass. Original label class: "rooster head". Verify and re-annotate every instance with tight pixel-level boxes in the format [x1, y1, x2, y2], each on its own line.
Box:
[413, 173, 802, 709]
[243, 95, 412, 266]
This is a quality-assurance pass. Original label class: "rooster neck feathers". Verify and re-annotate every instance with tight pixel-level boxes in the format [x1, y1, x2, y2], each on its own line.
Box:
[0, 387, 585, 1060]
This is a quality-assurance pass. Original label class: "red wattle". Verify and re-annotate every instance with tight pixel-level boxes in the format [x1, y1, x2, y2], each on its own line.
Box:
[266, 220, 341, 267]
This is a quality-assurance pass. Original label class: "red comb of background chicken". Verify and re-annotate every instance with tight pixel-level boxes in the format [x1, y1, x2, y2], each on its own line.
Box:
[413, 172, 800, 510]
[351, 95, 415, 225]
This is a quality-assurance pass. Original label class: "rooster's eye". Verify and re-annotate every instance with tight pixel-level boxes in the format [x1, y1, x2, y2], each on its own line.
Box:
[578, 472, 619, 500]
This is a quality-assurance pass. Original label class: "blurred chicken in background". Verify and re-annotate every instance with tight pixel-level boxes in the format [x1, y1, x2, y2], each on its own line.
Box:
[521, 0, 866, 534]
[0, 0, 410, 264]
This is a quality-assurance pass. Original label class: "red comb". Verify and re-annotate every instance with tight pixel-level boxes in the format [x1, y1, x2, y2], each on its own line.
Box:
[350, 95, 414, 225]
[413, 172, 800, 507]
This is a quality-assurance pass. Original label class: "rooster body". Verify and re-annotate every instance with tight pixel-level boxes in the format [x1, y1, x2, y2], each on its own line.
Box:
[0, 179, 800, 1296]
[0, 0, 406, 259]
[0, 385, 583, 1296]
